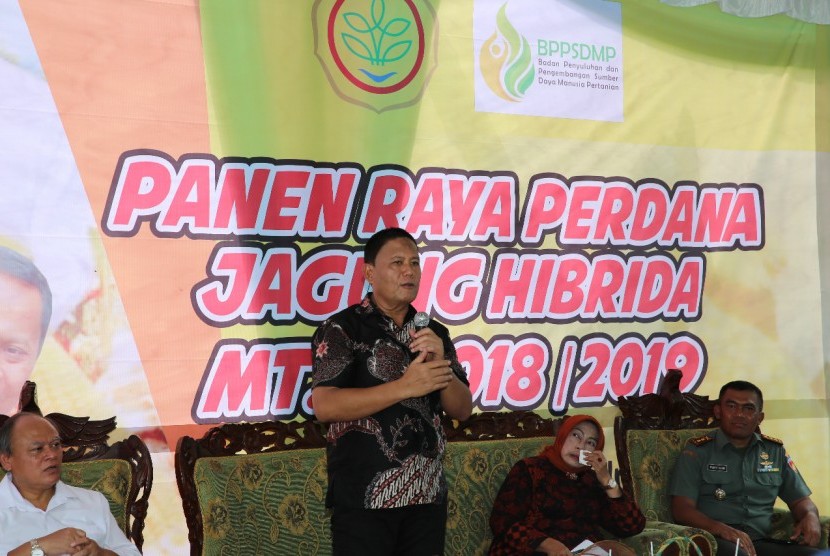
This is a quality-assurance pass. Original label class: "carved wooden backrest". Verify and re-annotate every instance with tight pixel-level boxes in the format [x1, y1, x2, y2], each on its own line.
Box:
[0, 381, 152, 551]
[444, 410, 561, 441]
[175, 419, 328, 555]
[175, 411, 563, 555]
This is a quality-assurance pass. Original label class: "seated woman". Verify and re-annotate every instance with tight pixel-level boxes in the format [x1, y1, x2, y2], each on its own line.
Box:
[489, 414, 645, 556]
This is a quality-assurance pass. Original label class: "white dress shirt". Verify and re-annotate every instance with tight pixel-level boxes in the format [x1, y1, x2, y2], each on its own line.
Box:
[0, 474, 140, 556]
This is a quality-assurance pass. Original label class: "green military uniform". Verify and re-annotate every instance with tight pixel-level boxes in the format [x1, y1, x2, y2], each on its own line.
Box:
[669, 429, 811, 539]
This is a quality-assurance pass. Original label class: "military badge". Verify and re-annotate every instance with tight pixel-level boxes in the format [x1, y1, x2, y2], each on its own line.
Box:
[757, 452, 778, 473]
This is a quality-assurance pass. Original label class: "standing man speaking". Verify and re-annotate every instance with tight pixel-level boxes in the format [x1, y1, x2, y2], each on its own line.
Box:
[311, 227, 473, 556]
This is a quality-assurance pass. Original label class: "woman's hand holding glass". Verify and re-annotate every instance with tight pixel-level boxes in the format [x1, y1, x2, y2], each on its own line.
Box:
[580, 450, 614, 486]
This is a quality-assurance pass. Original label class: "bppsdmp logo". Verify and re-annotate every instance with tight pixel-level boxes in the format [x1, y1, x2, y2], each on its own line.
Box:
[479, 3, 534, 102]
[475, 0, 624, 121]
[313, 0, 438, 112]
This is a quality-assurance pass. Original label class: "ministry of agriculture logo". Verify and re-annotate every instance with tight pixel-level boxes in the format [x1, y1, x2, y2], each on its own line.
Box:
[480, 3, 534, 102]
[313, 0, 438, 112]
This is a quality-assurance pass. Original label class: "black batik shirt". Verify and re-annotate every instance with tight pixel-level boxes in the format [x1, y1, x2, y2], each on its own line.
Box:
[311, 294, 469, 510]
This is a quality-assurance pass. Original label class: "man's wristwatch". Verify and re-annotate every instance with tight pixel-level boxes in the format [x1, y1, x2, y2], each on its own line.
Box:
[30, 539, 44, 556]
[605, 477, 618, 490]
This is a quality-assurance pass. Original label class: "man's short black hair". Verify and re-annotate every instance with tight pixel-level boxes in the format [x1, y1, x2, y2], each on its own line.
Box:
[0, 412, 48, 457]
[364, 228, 418, 265]
[719, 380, 764, 411]
[0, 246, 52, 347]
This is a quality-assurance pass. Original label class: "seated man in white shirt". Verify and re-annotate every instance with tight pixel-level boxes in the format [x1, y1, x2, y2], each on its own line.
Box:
[0, 412, 141, 556]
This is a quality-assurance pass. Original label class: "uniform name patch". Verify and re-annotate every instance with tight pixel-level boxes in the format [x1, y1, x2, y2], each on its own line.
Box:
[757, 463, 780, 473]
[708, 464, 727, 472]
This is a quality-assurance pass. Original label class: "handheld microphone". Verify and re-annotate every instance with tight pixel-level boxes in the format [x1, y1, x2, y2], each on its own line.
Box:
[413, 312, 430, 331]
[410, 312, 430, 360]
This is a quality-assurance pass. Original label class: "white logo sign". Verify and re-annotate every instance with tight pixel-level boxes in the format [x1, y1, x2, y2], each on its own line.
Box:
[474, 0, 623, 122]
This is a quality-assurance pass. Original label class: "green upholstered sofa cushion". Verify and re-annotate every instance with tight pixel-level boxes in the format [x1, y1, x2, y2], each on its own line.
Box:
[624, 428, 709, 522]
[191, 436, 552, 556]
[0, 459, 133, 534]
[194, 449, 330, 556]
[443, 436, 551, 556]
[186, 428, 723, 556]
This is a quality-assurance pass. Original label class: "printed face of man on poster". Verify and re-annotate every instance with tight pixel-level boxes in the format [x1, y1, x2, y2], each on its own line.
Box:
[0, 246, 52, 415]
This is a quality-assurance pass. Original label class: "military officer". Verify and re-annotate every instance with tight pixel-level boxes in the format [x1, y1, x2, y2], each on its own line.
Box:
[669, 380, 821, 556]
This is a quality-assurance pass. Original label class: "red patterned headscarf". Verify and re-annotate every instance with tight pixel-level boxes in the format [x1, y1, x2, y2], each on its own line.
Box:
[541, 414, 604, 474]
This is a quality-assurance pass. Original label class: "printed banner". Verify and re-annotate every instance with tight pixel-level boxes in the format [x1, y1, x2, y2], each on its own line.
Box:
[3, 0, 828, 552]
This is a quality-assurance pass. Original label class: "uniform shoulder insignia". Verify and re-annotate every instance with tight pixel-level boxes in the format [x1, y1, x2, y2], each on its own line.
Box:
[760, 433, 783, 445]
[690, 435, 714, 446]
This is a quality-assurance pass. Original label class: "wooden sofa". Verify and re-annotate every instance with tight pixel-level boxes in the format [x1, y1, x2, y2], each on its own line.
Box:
[0, 381, 153, 552]
[615, 371, 829, 555]
[175, 410, 719, 555]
